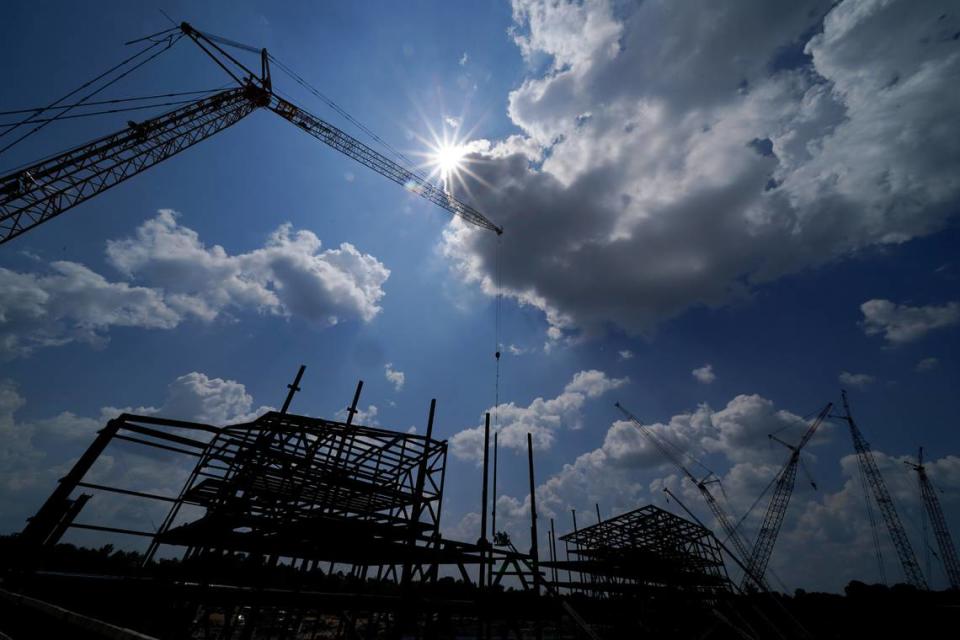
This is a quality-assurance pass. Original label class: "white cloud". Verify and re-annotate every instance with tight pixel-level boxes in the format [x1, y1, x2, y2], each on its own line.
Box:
[384, 363, 405, 391]
[108, 210, 390, 326]
[444, 115, 461, 129]
[0, 211, 389, 359]
[618, 349, 633, 360]
[0, 261, 180, 359]
[507, 344, 528, 356]
[915, 357, 939, 372]
[459, 52, 469, 66]
[449, 369, 627, 461]
[692, 364, 716, 384]
[109, 372, 273, 425]
[442, 0, 960, 338]
[860, 299, 960, 345]
[838, 371, 874, 389]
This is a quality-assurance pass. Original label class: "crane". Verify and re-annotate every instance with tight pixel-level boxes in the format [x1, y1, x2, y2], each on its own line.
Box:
[614, 402, 769, 590]
[741, 403, 832, 588]
[836, 391, 927, 589]
[905, 447, 960, 589]
[0, 22, 502, 245]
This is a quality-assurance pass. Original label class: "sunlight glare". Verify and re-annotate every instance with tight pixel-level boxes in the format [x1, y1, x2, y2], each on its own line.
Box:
[432, 142, 467, 180]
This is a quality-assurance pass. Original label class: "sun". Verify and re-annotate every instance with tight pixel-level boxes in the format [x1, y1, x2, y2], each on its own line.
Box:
[432, 142, 467, 181]
[411, 118, 491, 198]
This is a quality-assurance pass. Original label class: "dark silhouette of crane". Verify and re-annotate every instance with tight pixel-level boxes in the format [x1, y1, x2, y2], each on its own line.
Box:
[742, 403, 831, 588]
[614, 402, 768, 590]
[906, 447, 960, 590]
[0, 23, 502, 245]
[836, 390, 927, 589]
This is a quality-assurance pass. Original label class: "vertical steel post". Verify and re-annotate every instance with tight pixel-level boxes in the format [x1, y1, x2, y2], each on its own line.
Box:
[490, 432, 498, 588]
[571, 509, 582, 594]
[403, 398, 436, 586]
[345, 379, 364, 426]
[550, 518, 559, 587]
[479, 413, 491, 591]
[527, 433, 540, 596]
[279, 365, 306, 415]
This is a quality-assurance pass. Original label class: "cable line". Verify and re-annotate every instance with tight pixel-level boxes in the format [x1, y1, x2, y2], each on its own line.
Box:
[0, 98, 213, 126]
[0, 89, 221, 117]
[0, 33, 182, 156]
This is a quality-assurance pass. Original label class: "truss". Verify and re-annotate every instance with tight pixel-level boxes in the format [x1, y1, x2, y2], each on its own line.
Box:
[552, 505, 730, 597]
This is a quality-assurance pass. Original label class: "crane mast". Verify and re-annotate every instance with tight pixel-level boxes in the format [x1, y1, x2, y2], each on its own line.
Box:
[614, 402, 768, 590]
[839, 391, 927, 589]
[0, 22, 501, 246]
[742, 403, 831, 588]
[906, 448, 960, 589]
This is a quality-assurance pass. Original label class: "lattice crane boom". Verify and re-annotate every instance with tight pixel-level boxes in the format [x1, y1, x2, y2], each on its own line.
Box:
[614, 402, 768, 590]
[1, 87, 258, 244]
[839, 390, 927, 589]
[0, 21, 501, 246]
[269, 97, 501, 234]
[741, 403, 831, 588]
[907, 447, 960, 589]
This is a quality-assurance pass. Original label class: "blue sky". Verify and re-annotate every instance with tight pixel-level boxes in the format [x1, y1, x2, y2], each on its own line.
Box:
[1, 0, 958, 593]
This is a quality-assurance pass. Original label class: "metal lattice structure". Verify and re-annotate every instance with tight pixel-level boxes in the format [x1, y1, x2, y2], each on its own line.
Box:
[0, 87, 260, 244]
[742, 403, 832, 588]
[840, 391, 928, 589]
[908, 448, 960, 589]
[0, 22, 501, 245]
[147, 410, 447, 578]
[614, 402, 766, 590]
[552, 505, 730, 597]
[13, 377, 806, 639]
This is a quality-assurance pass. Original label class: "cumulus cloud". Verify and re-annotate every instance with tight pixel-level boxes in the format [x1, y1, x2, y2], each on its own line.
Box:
[0, 211, 389, 359]
[915, 357, 939, 372]
[442, 0, 960, 338]
[384, 363, 405, 391]
[449, 369, 627, 461]
[692, 364, 716, 384]
[103, 372, 273, 426]
[107, 210, 390, 326]
[0, 261, 180, 359]
[860, 299, 960, 345]
[838, 371, 875, 388]
[618, 349, 633, 360]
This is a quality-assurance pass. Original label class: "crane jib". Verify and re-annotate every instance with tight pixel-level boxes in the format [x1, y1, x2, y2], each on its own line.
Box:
[1, 32, 502, 245]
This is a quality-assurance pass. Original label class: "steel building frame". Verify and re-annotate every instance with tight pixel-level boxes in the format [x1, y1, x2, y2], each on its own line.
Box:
[553, 505, 730, 597]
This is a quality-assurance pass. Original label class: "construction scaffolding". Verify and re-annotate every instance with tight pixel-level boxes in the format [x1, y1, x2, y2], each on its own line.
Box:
[7, 376, 788, 639]
[551, 506, 730, 598]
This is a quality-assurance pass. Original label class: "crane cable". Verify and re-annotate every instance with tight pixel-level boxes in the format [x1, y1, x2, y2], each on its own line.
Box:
[0, 88, 222, 118]
[266, 54, 428, 180]
[0, 94, 222, 126]
[494, 234, 503, 429]
[0, 32, 183, 156]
